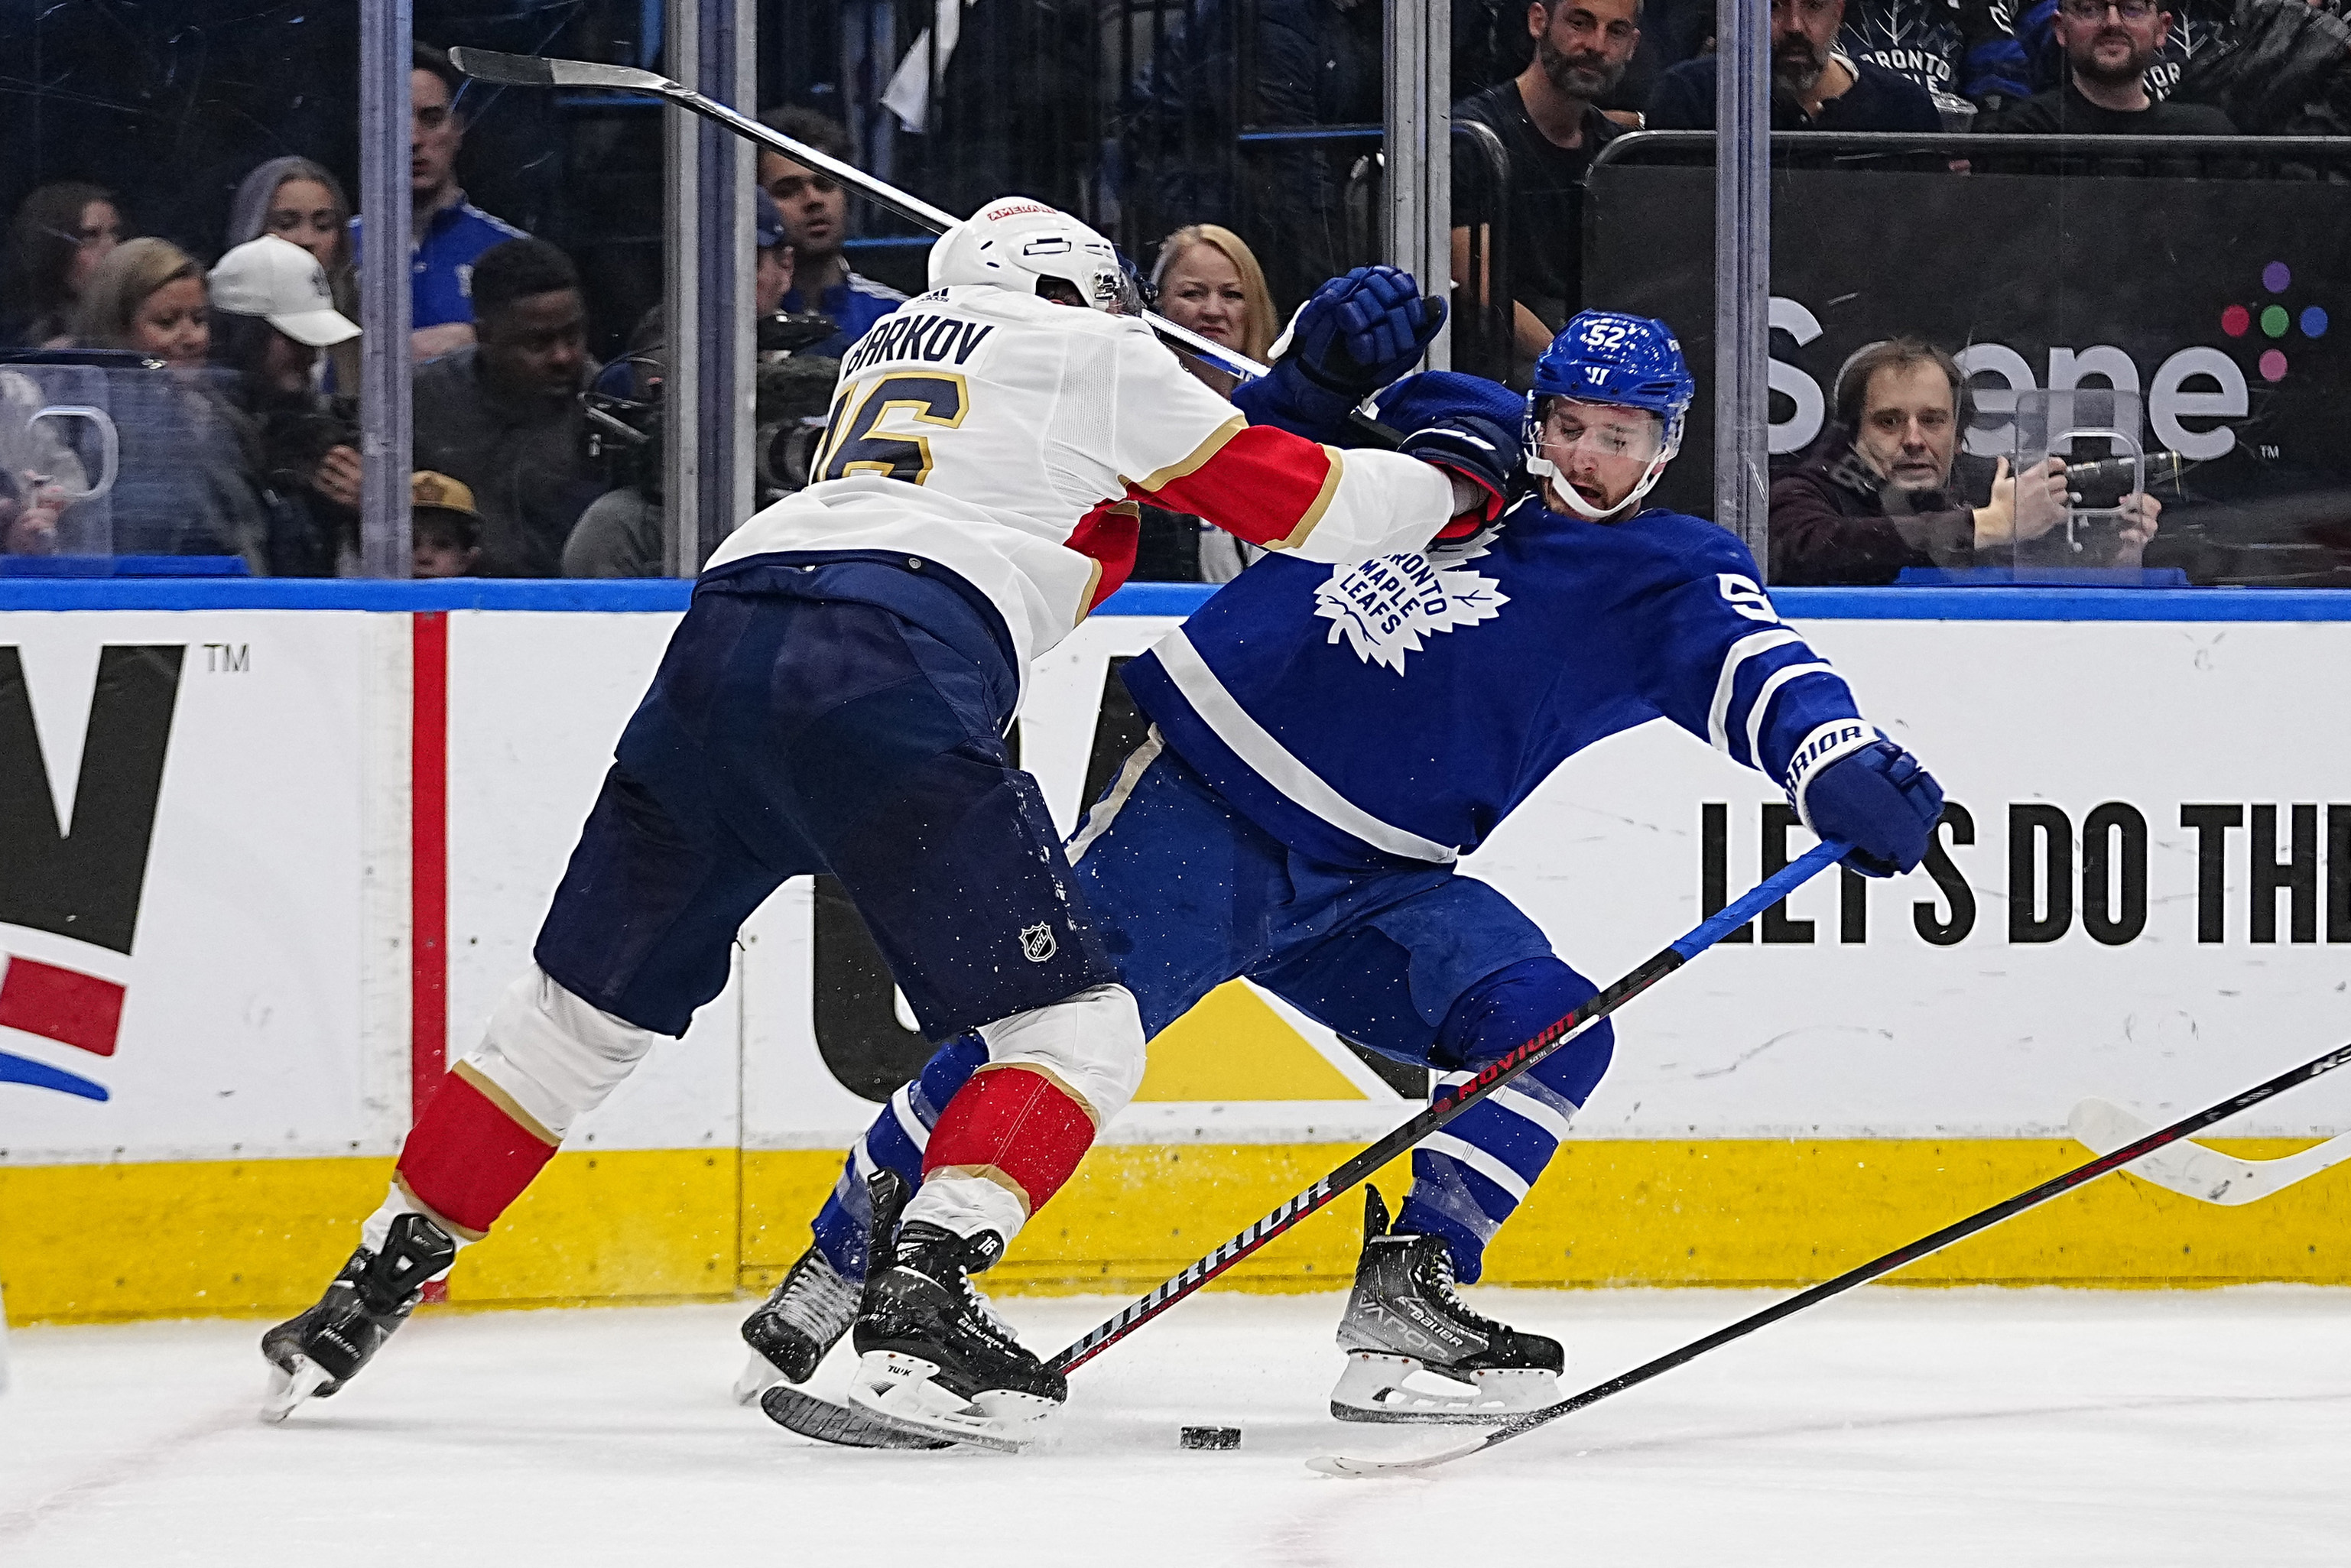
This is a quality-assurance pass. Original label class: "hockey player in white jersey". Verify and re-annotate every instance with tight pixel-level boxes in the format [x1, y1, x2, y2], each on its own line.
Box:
[258, 200, 1512, 1430]
[748, 307, 1945, 1443]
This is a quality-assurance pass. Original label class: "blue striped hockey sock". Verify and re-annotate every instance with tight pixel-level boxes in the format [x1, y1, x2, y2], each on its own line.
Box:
[807, 1032, 988, 1280]
[1396, 958, 1616, 1283]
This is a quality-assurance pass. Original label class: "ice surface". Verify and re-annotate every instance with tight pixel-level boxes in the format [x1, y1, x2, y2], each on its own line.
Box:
[4, 1287, 2347, 1566]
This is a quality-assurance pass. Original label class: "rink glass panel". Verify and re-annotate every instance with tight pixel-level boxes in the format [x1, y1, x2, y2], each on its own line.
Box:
[1581, 131, 2351, 589]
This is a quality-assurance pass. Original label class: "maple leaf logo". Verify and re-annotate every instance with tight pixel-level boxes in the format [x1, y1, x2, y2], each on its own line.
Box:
[1312, 539, 1510, 674]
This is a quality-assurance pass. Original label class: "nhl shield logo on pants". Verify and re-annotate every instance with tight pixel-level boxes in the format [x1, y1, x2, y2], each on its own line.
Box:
[1019, 923, 1057, 963]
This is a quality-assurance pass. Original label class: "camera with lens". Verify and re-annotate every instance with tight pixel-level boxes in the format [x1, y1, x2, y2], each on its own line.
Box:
[2063, 449, 2185, 511]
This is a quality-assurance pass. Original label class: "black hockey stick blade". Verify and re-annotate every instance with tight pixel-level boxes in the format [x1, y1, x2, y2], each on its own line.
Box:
[1310, 1035, 2351, 1477]
[761, 1384, 950, 1450]
[1046, 840, 1850, 1377]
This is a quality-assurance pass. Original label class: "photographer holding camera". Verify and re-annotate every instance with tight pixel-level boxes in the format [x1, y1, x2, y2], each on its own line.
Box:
[1771, 338, 2159, 584]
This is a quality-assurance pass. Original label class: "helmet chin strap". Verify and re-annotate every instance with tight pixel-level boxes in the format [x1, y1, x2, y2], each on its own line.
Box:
[1538, 444, 1675, 521]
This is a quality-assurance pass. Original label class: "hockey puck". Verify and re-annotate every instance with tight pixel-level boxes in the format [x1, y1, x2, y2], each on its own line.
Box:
[1180, 1426, 1242, 1450]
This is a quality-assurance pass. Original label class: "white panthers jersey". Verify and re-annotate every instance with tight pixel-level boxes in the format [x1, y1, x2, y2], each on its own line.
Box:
[706, 284, 1463, 673]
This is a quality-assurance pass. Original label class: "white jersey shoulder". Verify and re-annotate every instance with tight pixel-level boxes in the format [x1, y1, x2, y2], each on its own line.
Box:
[708, 286, 1239, 675]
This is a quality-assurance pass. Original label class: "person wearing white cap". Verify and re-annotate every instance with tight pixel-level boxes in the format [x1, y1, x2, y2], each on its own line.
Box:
[209, 234, 366, 574]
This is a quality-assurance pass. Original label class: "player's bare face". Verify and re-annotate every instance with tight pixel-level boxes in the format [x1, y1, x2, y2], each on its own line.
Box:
[1540, 398, 1658, 514]
[1157, 241, 1249, 347]
[761, 154, 847, 262]
[1856, 361, 1958, 491]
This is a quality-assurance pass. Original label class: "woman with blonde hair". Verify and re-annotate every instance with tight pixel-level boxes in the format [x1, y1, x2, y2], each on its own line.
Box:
[228, 156, 362, 390]
[1146, 224, 1279, 580]
[75, 238, 272, 566]
[1148, 223, 1277, 394]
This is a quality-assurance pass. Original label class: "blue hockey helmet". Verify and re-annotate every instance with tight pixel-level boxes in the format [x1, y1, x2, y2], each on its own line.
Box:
[1525, 312, 1695, 519]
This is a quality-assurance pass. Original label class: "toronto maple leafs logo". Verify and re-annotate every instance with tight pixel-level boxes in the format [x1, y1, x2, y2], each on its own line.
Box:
[1313, 532, 1508, 674]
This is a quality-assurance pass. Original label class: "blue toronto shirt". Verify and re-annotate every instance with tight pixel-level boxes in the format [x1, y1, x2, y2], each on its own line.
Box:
[349, 194, 530, 330]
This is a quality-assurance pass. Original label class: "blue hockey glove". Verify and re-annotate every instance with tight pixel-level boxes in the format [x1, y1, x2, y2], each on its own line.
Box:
[1282, 266, 1447, 397]
[1792, 733, 1944, 878]
[1400, 422, 1523, 528]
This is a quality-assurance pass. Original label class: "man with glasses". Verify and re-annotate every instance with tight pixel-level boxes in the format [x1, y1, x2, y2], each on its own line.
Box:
[755, 106, 908, 360]
[1989, 0, 2238, 131]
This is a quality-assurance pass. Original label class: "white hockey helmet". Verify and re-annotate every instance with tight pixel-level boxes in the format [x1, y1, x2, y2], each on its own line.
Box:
[928, 196, 1139, 315]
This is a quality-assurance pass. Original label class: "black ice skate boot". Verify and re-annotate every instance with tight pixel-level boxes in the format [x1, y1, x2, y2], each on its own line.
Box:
[260, 1212, 456, 1422]
[732, 1243, 861, 1404]
[846, 1193, 1064, 1453]
[1330, 1185, 1564, 1424]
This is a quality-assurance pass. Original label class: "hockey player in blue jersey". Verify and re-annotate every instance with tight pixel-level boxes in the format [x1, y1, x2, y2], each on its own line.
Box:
[745, 302, 1944, 1438]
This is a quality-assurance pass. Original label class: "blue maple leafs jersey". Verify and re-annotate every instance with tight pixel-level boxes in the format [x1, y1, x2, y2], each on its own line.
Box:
[1122, 482, 1870, 872]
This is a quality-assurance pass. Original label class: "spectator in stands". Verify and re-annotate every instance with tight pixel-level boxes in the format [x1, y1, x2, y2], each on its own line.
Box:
[1842, 0, 2030, 113]
[411, 472, 483, 578]
[229, 156, 361, 391]
[1151, 224, 1278, 393]
[757, 107, 906, 359]
[1771, 338, 2157, 583]
[75, 239, 273, 565]
[2171, 0, 2351, 135]
[4, 182, 124, 349]
[398, 46, 529, 362]
[1988, 0, 2238, 132]
[754, 190, 794, 317]
[207, 235, 365, 576]
[412, 238, 602, 577]
[2005, 0, 2232, 100]
[0, 371, 80, 555]
[1452, 0, 1639, 386]
[1648, 0, 1943, 128]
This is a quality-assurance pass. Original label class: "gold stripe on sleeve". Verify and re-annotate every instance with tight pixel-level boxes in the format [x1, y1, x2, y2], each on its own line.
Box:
[1266, 445, 1346, 550]
[1128, 412, 1246, 494]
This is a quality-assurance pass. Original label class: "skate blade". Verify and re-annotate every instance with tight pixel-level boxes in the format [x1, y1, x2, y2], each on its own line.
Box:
[845, 1351, 1058, 1455]
[1330, 1353, 1560, 1424]
[732, 1349, 787, 1407]
[260, 1357, 333, 1424]
[760, 1384, 953, 1450]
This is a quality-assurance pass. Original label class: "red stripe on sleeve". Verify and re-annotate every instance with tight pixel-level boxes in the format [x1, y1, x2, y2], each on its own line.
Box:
[1067, 501, 1140, 611]
[0, 956, 123, 1057]
[1128, 424, 1337, 547]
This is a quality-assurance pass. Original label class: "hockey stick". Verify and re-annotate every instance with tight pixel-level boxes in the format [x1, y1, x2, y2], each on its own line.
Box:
[1050, 837, 1852, 1374]
[1309, 1037, 2351, 1477]
[2069, 1096, 2351, 1206]
[760, 839, 1848, 1448]
[446, 47, 1267, 385]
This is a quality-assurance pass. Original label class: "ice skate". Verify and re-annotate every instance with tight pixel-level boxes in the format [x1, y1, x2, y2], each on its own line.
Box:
[259, 1212, 456, 1422]
[1329, 1186, 1564, 1424]
[732, 1242, 859, 1404]
[846, 1215, 1063, 1454]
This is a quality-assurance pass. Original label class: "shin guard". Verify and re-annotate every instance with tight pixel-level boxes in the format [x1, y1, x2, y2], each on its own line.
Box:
[395, 1065, 560, 1239]
[913, 1065, 1099, 1242]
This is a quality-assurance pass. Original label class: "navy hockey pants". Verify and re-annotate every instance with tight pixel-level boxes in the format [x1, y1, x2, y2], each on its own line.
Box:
[810, 733, 1615, 1283]
[534, 559, 1114, 1042]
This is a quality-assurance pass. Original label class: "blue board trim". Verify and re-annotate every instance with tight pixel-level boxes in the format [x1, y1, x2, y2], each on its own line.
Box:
[2, 577, 2349, 622]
